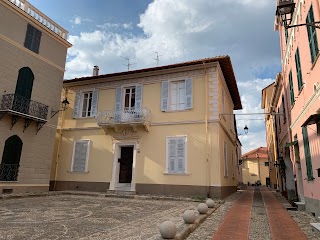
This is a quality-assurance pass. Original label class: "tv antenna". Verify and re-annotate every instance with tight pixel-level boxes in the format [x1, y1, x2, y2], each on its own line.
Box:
[153, 51, 162, 67]
[121, 56, 136, 71]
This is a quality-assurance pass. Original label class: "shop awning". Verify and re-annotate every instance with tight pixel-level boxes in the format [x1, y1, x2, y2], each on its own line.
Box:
[301, 114, 320, 127]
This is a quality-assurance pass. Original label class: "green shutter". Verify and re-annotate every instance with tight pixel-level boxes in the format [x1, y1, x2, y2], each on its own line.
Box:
[289, 71, 295, 105]
[302, 127, 313, 180]
[282, 95, 286, 122]
[285, 28, 288, 43]
[306, 6, 319, 63]
[295, 48, 303, 91]
[24, 24, 42, 54]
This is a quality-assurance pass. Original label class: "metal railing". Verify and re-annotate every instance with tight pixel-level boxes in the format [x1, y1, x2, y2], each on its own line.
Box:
[0, 94, 48, 120]
[96, 107, 151, 125]
[0, 164, 19, 181]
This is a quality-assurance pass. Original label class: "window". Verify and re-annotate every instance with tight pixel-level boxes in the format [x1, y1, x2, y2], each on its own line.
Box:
[166, 136, 186, 173]
[289, 71, 295, 106]
[264, 162, 269, 167]
[71, 140, 90, 172]
[282, 94, 286, 123]
[231, 150, 235, 177]
[24, 24, 42, 53]
[307, 5, 319, 63]
[81, 92, 93, 117]
[302, 126, 314, 180]
[224, 142, 228, 177]
[295, 48, 303, 91]
[285, 27, 289, 44]
[73, 90, 98, 118]
[161, 79, 193, 111]
[124, 87, 136, 110]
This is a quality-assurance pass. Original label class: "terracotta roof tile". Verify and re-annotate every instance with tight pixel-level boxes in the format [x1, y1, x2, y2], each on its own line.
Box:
[242, 147, 268, 159]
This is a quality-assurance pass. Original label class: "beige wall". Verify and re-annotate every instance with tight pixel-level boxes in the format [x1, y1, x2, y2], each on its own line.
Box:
[0, 2, 69, 193]
[53, 62, 240, 197]
[242, 158, 269, 185]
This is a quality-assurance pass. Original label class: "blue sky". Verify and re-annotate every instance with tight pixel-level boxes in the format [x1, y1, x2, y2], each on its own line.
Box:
[28, 0, 281, 153]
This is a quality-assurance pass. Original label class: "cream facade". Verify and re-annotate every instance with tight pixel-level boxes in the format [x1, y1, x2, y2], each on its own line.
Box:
[0, 0, 71, 193]
[242, 147, 270, 186]
[51, 56, 242, 199]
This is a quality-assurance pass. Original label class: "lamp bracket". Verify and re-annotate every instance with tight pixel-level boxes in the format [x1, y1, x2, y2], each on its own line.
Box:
[285, 21, 320, 29]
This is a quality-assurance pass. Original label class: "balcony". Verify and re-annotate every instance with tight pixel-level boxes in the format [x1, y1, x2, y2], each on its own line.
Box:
[0, 94, 48, 132]
[0, 164, 19, 181]
[96, 108, 151, 134]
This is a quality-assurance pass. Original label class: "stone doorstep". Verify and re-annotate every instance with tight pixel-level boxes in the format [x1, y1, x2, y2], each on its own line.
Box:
[310, 223, 320, 233]
[294, 201, 306, 211]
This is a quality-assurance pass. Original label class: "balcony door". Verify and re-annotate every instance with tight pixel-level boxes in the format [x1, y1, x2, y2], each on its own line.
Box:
[13, 67, 34, 114]
[0, 135, 23, 181]
[122, 87, 136, 121]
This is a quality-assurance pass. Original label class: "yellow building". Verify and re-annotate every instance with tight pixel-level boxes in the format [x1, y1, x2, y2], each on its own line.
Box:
[0, 0, 71, 193]
[51, 56, 242, 199]
[242, 147, 270, 186]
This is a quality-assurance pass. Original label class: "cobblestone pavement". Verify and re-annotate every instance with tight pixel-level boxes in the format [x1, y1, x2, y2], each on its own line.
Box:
[187, 191, 242, 239]
[0, 195, 198, 240]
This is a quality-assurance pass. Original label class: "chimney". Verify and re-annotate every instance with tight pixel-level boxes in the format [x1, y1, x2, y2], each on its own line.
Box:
[93, 65, 99, 76]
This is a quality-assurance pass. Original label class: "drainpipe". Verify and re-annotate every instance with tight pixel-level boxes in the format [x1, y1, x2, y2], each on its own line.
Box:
[273, 113, 281, 190]
[53, 87, 68, 191]
[203, 61, 211, 198]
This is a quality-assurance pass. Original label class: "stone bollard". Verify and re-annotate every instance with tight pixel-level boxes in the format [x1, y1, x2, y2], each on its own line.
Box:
[182, 210, 197, 224]
[206, 198, 215, 208]
[159, 220, 177, 239]
[197, 203, 208, 214]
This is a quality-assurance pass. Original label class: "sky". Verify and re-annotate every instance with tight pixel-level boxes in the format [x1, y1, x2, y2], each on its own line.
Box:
[28, 0, 281, 154]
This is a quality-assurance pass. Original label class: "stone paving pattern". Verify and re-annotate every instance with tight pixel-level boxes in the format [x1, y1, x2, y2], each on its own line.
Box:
[0, 195, 198, 240]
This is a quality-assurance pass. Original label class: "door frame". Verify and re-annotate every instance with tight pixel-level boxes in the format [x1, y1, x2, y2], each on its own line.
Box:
[109, 140, 137, 191]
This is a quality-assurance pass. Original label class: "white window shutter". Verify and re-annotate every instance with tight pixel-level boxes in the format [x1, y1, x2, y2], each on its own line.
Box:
[168, 138, 177, 172]
[114, 87, 122, 121]
[91, 89, 99, 117]
[185, 78, 193, 109]
[177, 138, 185, 172]
[135, 84, 143, 111]
[161, 81, 169, 111]
[72, 141, 88, 172]
[73, 92, 81, 118]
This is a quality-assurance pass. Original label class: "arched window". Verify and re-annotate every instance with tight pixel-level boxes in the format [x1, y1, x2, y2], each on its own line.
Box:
[0, 135, 23, 181]
[13, 67, 34, 114]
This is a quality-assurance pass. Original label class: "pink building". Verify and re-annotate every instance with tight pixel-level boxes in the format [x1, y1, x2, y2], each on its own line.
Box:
[275, 0, 320, 216]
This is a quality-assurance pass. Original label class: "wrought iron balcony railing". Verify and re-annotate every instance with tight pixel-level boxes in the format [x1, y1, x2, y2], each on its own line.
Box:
[96, 107, 152, 126]
[0, 164, 19, 181]
[0, 94, 48, 120]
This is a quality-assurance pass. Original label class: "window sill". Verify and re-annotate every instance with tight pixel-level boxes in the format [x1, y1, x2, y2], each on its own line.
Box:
[74, 116, 96, 119]
[163, 109, 192, 113]
[224, 175, 228, 178]
[163, 172, 191, 176]
[67, 171, 89, 174]
[0, 181, 18, 183]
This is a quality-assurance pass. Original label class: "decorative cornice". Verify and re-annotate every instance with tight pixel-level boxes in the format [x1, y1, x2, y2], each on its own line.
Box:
[0, 34, 66, 72]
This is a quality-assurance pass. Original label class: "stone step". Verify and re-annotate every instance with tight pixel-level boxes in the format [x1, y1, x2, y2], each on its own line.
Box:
[294, 201, 305, 211]
[310, 223, 320, 233]
[106, 190, 136, 196]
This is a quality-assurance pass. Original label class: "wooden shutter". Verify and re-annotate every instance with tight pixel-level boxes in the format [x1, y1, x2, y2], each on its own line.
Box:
[73, 92, 81, 118]
[161, 81, 169, 111]
[135, 84, 143, 111]
[168, 138, 177, 172]
[72, 141, 89, 172]
[185, 78, 193, 109]
[295, 48, 303, 90]
[114, 87, 122, 122]
[302, 127, 313, 180]
[289, 71, 294, 105]
[177, 138, 185, 172]
[24, 24, 34, 50]
[91, 89, 99, 117]
[32, 28, 42, 53]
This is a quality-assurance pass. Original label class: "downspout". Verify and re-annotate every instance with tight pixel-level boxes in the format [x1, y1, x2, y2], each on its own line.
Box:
[273, 113, 281, 190]
[53, 87, 68, 191]
[203, 61, 211, 197]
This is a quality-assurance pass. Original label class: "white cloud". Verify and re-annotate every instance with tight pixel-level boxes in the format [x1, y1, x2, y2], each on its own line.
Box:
[74, 16, 81, 25]
[65, 0, 280, 154]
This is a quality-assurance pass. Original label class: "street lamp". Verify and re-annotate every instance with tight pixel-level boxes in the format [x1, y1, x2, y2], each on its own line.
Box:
[276, 0, 320, 29]
[51, 98, 70, 118]
[238, 125, 249, 136]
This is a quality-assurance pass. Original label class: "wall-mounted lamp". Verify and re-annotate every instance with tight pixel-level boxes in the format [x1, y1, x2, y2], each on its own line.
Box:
[276, 0, 320, 29]
[51, 98, 70, 118]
